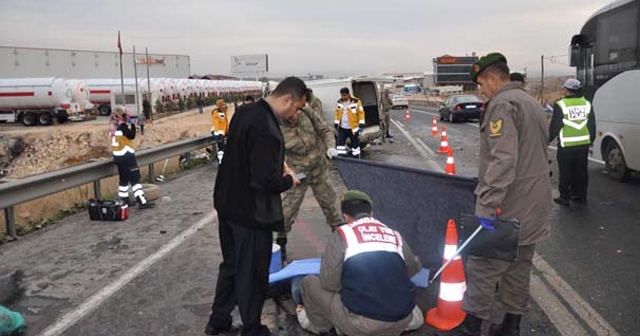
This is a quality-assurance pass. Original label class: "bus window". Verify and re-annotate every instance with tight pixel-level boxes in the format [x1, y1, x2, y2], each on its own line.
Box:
[595, 2, 638, 65]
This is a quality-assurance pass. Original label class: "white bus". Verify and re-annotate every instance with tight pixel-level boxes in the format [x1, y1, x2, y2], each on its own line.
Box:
[570, 0, 640, 181]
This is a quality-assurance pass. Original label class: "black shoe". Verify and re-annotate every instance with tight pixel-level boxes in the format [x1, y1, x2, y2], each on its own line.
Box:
[553, 197, 570, 206]
[489, 313, 522, 336]
[449, 314, 482, 336]
[138, 201, 156, 209]
[385, 133, 394, 138]
[204, 320, 232, 335]
[571, 196, 587, 204]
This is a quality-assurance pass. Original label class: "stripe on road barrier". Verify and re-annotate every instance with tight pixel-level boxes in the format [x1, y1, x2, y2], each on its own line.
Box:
[395, 118, 621, 336]
[37, 212, 217, 336]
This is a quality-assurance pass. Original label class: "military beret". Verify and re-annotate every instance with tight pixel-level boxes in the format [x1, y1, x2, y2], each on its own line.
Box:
[470, 52, 508, 83]
[341, 190, 373, 206]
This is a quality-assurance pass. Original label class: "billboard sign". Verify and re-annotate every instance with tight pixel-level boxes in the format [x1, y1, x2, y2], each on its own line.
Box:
[230, 54, 268, 74]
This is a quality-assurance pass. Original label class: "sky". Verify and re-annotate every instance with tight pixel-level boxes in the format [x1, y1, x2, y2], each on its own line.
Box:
[0, 0, 612, 78]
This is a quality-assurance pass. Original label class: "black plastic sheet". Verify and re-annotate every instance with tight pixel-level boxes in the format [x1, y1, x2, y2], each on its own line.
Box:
[333, 157, 477, 272]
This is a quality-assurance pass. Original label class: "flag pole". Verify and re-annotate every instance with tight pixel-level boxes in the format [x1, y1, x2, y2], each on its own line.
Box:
[118, 31, 124, 95]
[133, 45, 141, 117]
[145, 47, 152, 120]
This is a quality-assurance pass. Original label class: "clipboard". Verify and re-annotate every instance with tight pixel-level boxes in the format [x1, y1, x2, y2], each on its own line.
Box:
[458, 214, 521, 262]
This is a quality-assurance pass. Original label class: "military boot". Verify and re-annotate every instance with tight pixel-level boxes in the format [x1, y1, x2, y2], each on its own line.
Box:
[489, 313, 521, 336]
[276, 237, 287, 262]
[448, 314, 482, 336]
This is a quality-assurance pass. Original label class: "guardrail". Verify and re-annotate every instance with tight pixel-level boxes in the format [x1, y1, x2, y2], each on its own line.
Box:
[0, 136, 214, 240]
[408, 99, 443, 109]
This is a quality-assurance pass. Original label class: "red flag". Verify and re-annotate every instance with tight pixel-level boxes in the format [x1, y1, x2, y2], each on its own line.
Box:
[117, 31, 123, 55]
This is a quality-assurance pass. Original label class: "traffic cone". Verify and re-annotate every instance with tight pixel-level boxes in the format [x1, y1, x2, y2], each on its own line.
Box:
[438, 126, 450, 154]
[445, 148, 456, 175]
[431, 116, 439, 137]
[405, 109, 412, 122]
[426, 219, 467, 331]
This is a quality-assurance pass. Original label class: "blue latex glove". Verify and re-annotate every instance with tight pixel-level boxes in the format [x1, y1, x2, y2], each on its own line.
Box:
[477, 216, 496, 231]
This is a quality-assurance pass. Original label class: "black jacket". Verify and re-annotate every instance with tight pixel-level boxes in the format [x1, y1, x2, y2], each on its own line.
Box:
[213, 99, 293, 231]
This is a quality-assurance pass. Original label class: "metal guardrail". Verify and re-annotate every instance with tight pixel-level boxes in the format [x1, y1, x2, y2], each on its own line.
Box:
[0, 136, 214, 240]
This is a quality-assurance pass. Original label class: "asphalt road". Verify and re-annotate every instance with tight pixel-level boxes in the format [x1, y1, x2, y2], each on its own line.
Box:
[1, 105, 637, 336]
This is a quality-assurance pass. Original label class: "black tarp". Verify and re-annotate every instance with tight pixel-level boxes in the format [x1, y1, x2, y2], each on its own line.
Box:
[334, 157, 477, 272]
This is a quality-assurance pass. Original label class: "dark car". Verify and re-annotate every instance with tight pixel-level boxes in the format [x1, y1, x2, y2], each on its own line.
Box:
[439, 95, 484, 123]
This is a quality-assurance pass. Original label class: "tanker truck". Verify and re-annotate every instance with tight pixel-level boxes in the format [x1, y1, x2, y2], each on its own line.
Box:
[0, 77, 82, 126]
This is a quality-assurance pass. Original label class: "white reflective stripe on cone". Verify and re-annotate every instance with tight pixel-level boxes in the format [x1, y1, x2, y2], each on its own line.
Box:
[441, 141, 448, 146]
[439, 281, 467, 302]
[443, 131, 447, 136]
[447, 157, 454, 163]
[444, 244, 458, 260]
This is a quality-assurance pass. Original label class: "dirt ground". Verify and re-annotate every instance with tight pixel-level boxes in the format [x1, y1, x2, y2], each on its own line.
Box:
[0, 105, 233, 236]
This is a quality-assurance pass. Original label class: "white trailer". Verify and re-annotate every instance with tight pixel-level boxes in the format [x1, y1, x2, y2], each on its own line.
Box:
[0, 77, 81, 126]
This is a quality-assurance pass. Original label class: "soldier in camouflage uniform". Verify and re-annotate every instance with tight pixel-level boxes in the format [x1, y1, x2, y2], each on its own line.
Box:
[279, 106, 341, 261]
[381, 89, 393, 138]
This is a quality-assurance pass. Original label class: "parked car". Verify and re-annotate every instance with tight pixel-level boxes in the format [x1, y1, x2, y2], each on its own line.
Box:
[439, 95, 484, 123]
[391, 94, 409, 109]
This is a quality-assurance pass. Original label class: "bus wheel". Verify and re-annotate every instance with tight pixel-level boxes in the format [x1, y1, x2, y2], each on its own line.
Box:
[605, 140, 629, 182]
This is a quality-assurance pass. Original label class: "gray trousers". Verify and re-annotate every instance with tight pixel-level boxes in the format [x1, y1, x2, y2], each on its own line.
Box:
[301, 276, 411, 336]
[462, 244, 536, 320]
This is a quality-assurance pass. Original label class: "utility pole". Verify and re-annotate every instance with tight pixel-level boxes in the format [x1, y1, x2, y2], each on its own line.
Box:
[541, 55, 545, 104]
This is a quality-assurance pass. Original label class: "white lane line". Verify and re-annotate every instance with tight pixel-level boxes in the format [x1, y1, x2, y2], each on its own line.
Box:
[530, 274, 590, 335]
[38, 212, 217, 336]
[391, 118, 441, 172]
[533, 254, 622, 336]
[396, 119, 619, 336]
[409, 108, 438, 117]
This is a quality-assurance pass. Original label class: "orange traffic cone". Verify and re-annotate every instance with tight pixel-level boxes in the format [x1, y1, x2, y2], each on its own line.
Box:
[405, 109, 412, 122]
[431, 116, 439, 137]
[445, 148, 456, 175]
[438, 126, 450, 154]
[426, 219, 467, 331]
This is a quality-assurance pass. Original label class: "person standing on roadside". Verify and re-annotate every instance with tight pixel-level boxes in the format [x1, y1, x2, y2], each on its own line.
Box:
[278, 105, 341, 261]
[381, 89, 393, 138]
[334, 87, 365, 158]
[210, 99, 229, 164]
[205, 77, 306, 336]
[449, 53, 552, 336]
[548, 78, 596, 206]
[137, 113, 146, 135]
[306, 88, 323, 115]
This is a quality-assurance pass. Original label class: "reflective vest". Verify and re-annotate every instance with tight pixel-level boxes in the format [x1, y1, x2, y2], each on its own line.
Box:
[557, 97, 591, 148]
[337, 217, 415, 322]
[334, 96, 365, 132]
[111, 124, 135, 156]
[211, 107, 229, 136]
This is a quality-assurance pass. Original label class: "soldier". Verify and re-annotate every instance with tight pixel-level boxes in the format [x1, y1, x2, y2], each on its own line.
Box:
[279, 106, 341, 261]
[380, 89, 393, 138]
[450, 53, 552, 336]
[306, 88, 323, 115]
[210, 99, 229, 164]
[334, 88, 365, 157]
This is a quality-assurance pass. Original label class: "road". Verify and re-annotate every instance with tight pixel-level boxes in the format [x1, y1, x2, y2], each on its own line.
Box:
[0, 105, 637, 336]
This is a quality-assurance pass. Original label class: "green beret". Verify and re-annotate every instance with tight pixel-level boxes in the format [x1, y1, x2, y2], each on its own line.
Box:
[470, 52, 507, 83]
[341, 190, 373, 206]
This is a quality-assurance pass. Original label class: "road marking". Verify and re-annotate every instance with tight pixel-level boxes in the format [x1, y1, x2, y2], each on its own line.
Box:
[395, 119, 621, 336]
[37, 211, 217, 336]
[390, 118, 441, 171]
[409, 108, 438, 117]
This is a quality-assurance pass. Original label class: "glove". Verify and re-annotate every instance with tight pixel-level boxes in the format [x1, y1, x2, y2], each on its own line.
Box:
[477, 216, 496, 231]
[326, 148, 339, 158]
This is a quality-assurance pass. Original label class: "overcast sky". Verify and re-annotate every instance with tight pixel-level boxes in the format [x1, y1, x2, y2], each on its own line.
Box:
[0, 0, 611, 77]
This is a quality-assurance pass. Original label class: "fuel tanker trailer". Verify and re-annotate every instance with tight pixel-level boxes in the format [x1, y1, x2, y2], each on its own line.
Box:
[65, 79, 93, 114]
[0, 77, 80, 126]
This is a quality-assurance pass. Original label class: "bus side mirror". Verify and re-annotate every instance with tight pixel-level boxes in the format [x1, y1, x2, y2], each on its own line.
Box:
[569, 45, 579, 67]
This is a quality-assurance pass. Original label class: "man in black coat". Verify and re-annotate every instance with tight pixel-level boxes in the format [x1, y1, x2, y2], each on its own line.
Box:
[206, 77, 306, 336]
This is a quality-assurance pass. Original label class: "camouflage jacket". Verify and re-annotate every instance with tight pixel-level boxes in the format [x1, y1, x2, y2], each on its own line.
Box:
[281, 107, 335, 178]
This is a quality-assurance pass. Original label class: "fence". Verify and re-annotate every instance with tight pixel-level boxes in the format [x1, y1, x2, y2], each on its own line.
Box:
[0, 136, 214, 240]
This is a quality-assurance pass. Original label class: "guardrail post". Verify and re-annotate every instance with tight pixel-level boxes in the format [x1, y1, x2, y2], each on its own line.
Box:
[148, 163, 155, 183]
[93, 179, 101, 199]
[4, 207, 17, 240]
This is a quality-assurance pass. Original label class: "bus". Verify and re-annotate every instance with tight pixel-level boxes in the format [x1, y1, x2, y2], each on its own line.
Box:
[569, 0, 640, 181]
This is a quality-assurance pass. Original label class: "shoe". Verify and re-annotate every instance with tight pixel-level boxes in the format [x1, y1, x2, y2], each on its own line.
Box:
[571, 196, 587, 204]
[385, 133, 394, 138]
[204, 319, 232, 335]
[138, 201, 155, 209]
[489, 313, 521, 336]
[448, 314, 482, 336]
[553, 197, 570, 206]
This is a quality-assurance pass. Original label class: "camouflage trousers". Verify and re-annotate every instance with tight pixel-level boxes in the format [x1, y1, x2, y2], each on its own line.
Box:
[279, 167, 341, 239]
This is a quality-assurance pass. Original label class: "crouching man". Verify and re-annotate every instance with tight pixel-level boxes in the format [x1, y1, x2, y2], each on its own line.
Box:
[300, 190, 422, 336]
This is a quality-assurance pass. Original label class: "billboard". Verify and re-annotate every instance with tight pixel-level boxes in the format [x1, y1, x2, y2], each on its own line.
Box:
[230, 54, 268, 74]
